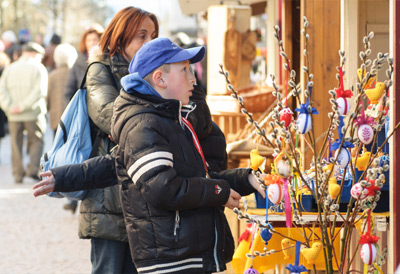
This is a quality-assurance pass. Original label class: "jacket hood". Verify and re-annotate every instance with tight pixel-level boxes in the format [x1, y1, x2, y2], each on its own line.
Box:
[111, 90, 182, 145]
[120, 72, 162, 98]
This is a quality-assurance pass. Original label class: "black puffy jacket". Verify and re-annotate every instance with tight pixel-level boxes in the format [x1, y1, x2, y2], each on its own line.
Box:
[111, 90, 255, 273]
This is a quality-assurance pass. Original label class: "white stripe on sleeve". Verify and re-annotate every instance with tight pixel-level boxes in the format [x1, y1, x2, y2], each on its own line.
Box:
[127, 151, 173, 184]
[128, 151, 173, 177]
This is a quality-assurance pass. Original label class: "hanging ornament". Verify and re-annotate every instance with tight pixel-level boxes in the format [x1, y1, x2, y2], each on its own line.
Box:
[336, 97, 351, 116]
[279, 108, 293, 128]
[267, 182, 284, 205]
[334, 148, 351, 168]
[281, 238, 295, 260]
[355, 106, 376, 145]
[335, 66, 353, 116]
[332, 116, 355, 168]
[264, 174, 284, 205]
[274, 139, 292, 178]
[260, 226, 273, 244]
[359, 209, 380, 266]
[295, 82, 318, 134]
[286, 241, 308, 274]
[250, 149, 266, 171]
[244, 267, 259, 274]
[365, 82, 386, 104]
[328, 177, 340, 199]
[300, 242, 322, 265]
[358, 124, 374, 145]
[296, 113, 312, 134]
[354, 146, 371, 171]
[350, 182, 368, 200]
[360, 243, 377, 265]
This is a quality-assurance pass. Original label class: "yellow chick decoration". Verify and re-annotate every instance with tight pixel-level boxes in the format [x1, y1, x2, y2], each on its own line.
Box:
[365, 82, 386, 104]
[281, 238, 295, 260]
[250, 149, 265, 171]
[301, 242, 323, 264]
[328, 177, 340, 199]
[357, 68, 376, 89]
[354, 147, 371, 171]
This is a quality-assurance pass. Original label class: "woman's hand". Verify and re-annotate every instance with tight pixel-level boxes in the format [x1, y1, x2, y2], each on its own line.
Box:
[248, 173, 266, 199]
[224, 189, 241, 209]
[32, 171, 56, 197]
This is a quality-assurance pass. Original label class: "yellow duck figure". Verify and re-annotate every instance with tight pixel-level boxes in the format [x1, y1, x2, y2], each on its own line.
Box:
[250, 149, 265, 171]
[357, 68, 376, 89]
[328, 177, 340, 199]
[354, 147, 371, 171]
[365, 82, 386, 104]
[281, 238, 295, 260]
[301, 242, 323, 264]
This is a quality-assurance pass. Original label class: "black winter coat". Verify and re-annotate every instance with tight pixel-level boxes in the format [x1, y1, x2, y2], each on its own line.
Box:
[110, 90, 255, 273]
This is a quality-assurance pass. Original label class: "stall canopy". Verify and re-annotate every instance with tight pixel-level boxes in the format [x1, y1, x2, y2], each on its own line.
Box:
[178, 0, 266, 16]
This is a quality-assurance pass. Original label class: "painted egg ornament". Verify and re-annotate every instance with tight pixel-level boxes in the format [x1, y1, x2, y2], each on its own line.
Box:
[334, 148, 351, 168]
[336, 97, 351, 115]
[276, 159, 291, 178]
[360, 243, 377, 265]
[296, 113, 312, 134]
[351, 182, 368, 200]
[267, 183, 284, 204]
[244, 267, 259, 274]
[279, 108, 293, 128]
[358, 124, 374, 145]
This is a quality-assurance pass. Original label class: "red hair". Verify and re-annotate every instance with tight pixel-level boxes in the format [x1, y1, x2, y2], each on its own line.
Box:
[78, 25, 103, 54]
[99, 7, 159, 57]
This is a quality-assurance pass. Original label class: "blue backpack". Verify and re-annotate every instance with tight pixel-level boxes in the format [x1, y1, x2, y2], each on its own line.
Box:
[41, 62, 101, 200]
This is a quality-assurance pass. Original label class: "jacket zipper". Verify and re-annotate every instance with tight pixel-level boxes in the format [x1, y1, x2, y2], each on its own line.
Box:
[173, 210, 180, 242]
[213, 221, 220, 272]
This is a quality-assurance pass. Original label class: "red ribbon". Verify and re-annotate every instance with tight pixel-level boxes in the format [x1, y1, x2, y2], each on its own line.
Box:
[335, 67, 353, 98]
[182, 117, 207, 172]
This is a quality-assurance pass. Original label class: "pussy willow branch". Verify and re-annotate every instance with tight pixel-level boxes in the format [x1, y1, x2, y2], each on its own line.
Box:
[218, 65, 274, 148]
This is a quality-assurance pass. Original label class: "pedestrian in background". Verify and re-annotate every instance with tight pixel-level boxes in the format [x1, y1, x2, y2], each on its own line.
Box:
[47, 43, 77, 136]
[63, 25, 103, 102]
[0, 42, 48, 183]
[1, 30, 18, 62]
[42, 34, 62, 72]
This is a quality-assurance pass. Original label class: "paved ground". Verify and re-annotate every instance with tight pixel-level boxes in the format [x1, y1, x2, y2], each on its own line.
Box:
[0, 126, 91, 273]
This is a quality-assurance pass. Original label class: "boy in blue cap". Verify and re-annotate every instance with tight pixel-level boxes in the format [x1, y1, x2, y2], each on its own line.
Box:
[111, 37, 265, 274]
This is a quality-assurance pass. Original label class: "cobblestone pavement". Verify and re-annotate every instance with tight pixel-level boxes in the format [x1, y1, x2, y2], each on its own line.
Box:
[0, 128, 91, 274]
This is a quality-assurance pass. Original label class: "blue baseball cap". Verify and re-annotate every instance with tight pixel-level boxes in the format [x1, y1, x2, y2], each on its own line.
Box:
[128, 37, 206, 78]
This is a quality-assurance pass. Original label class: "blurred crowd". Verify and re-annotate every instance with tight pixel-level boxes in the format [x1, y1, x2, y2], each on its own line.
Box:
[0, 25, 103, 208]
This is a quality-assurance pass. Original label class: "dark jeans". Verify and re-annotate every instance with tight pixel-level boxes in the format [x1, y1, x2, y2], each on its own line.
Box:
[91, 237, 137, 274]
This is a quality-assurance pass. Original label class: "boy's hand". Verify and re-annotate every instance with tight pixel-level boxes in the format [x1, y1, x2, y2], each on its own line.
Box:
[248, 173, 266, 199]
[32, 171, 55, 197]
[224, 189, 241, 209]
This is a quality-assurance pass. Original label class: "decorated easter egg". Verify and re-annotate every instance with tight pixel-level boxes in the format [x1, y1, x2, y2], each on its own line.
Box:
[358, 124, 374, 145]
[276, 159, 291, 178]
[267, 183, 284, 205]
[336, 97, 351, 115]
[244, 267, 259, 274]
[334, 148, 351, 168]
[360, 243, 377, 265]
[279, 108, 293, 128]
[350, 182, 368, 200]
[296, 113, 312, 134]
